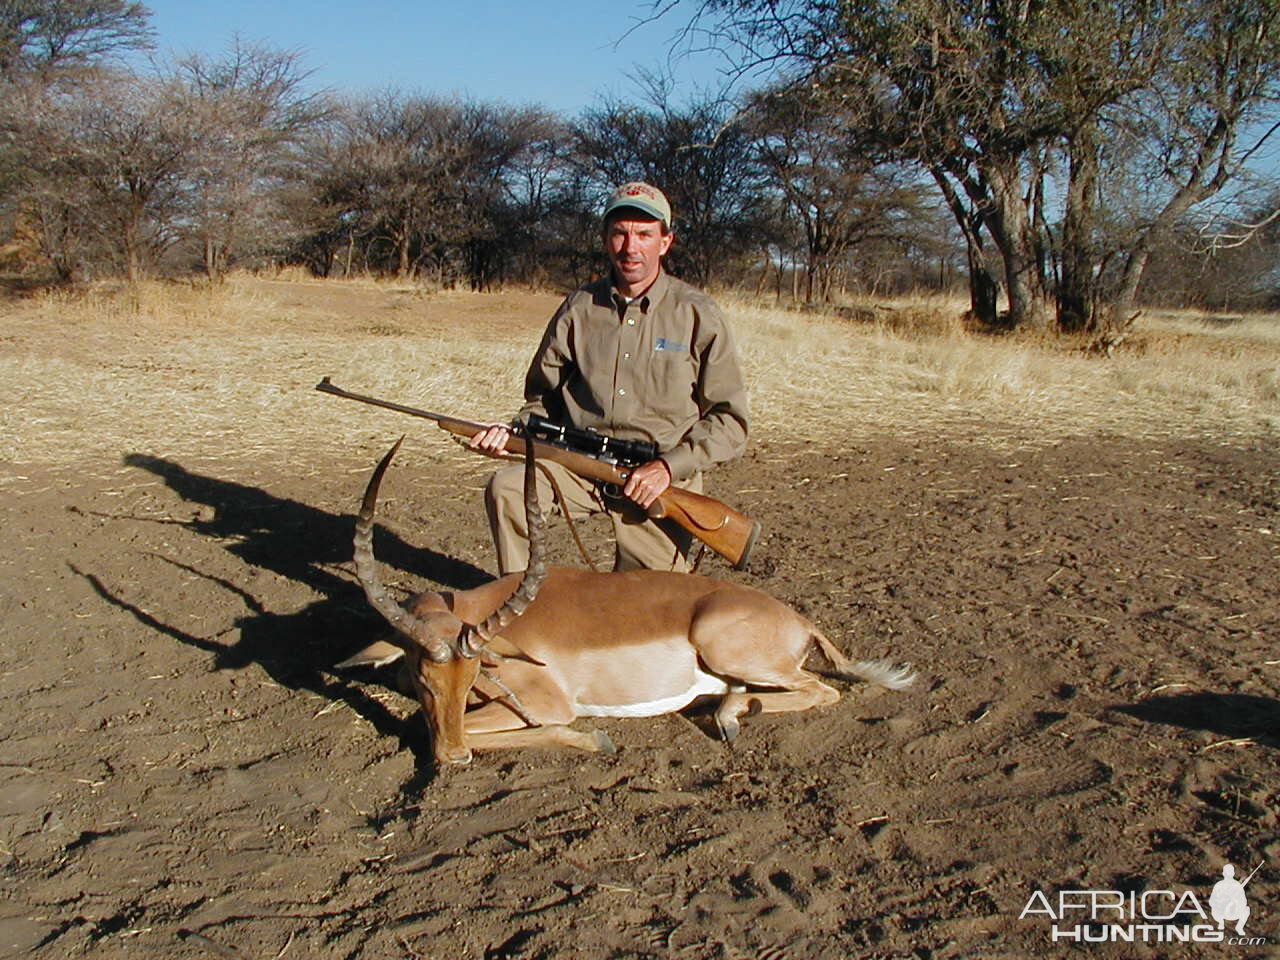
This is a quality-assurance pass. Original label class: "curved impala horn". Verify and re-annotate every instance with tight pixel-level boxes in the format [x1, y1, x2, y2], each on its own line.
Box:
[353, 437, 453, 663]
[462, 437, 548, 656]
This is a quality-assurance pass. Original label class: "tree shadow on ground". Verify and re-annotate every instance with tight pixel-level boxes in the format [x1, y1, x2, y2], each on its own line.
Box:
[1112, 692, 1280, 749]
[80, 452, 497, 781]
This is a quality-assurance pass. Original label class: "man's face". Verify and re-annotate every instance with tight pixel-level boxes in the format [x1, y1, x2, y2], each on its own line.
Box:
[604, 215, 673, 295]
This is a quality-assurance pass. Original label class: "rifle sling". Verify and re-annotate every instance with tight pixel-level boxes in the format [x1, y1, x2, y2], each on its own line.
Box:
[491, 445, 698, 571]
[538, 461, 602, 573]
[473, 441, 603, 572]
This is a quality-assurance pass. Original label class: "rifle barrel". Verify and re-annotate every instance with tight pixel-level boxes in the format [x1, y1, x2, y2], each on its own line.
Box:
[316, 377, 625, 479]
[316, 378, 481, 434]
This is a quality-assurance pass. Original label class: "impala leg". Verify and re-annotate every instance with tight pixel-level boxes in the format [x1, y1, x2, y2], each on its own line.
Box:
[467, 726, 616, 754]
[462, 701, 616, 755]
[714, 677, 840, 741]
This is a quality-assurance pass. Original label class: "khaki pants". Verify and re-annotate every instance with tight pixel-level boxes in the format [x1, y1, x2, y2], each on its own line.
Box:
[485, 460, 700, 574]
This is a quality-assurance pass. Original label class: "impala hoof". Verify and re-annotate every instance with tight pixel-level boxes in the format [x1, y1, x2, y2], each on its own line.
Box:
[716, 698, 761, 743]
[715, 715, 740, 742]
[593, 730, 617, 755]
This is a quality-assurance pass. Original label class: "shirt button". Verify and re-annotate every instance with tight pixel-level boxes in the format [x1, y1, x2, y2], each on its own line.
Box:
[618, 388, 627, 396]
[623, 352, 631, 359]
[627, 318, 635, 325]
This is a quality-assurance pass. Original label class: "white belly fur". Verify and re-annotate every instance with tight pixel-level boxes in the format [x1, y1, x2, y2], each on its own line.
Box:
[575, 667, 730, 718]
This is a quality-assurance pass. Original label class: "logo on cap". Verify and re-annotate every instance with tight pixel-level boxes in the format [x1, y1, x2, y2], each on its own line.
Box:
[605, 182, 671, 227]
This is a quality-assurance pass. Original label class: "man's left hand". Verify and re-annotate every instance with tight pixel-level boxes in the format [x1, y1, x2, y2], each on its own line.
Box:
[623, 460, 671, 510]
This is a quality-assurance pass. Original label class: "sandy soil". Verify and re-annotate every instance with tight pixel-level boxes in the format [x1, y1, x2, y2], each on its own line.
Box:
[1, 287, 1278, 959]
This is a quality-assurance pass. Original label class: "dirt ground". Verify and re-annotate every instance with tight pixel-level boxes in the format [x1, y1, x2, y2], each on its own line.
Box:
[2, 290, 1279, 959]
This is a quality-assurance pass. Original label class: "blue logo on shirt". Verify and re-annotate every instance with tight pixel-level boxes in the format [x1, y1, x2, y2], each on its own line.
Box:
[654, 337, 687, 353]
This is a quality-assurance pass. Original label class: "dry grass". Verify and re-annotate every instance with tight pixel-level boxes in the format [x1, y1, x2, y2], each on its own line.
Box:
[726, 294, 1280, 445]
[1, 277, 1277, 478]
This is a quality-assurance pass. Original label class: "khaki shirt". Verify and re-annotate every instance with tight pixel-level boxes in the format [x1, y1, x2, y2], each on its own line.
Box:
[520, 271, 749, 481]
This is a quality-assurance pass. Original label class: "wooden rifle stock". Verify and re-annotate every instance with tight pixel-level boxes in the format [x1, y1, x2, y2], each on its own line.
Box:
[315, 378, 761, 569]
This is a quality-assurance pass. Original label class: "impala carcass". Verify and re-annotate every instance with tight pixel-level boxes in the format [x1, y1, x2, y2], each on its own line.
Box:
[344, 438, 913, 765]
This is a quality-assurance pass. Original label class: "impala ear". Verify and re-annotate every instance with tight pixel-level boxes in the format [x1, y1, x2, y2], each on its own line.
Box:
[334, 639, 404, 670]
[482, 634, 546, 667]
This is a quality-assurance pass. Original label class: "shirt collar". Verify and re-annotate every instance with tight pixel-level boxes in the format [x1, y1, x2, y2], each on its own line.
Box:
[610, 269, 671, 315]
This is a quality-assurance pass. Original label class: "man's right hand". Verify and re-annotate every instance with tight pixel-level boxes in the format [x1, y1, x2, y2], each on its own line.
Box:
[469, 424, 512, 456]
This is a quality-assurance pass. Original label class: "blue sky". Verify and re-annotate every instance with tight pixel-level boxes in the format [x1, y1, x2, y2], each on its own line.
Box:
[135, 0, 735, 114]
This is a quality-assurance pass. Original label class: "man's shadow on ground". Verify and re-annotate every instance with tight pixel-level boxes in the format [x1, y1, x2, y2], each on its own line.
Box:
[81, 452, 495, 783]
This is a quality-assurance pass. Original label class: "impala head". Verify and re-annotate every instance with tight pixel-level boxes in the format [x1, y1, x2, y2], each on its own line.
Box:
[352, 436, 547, 764]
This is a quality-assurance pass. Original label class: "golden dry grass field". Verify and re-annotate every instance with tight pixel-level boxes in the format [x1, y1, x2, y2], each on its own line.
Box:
[2, 277, 1278, 471]
[1, 276, 1277, 959]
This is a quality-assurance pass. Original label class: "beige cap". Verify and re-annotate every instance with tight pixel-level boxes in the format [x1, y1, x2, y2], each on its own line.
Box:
[603, 182, 672, 228]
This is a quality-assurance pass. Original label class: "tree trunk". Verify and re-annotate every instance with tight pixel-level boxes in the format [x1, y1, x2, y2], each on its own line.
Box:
[121, 186, 151, 282]
[1114, 245, 1153, 316]
[123, 219, 141, 282]
[754, 248, 770, 297]
[35, 203, 76, 283]
[395, 200, 414, 279]
[932, 166, 999, 325]
[1115, 115, 1238, 318]
[985, 162, 1053, 329]
[1114, 180, 1218, 316]
[967, 246, 999, 323]
[203, 236, 226, 283]
[1059, 125, 1100, 332]
[397, 232, 411, 279]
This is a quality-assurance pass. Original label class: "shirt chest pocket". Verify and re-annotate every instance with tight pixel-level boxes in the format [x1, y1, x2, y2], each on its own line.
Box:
[642, 348, 698, 414]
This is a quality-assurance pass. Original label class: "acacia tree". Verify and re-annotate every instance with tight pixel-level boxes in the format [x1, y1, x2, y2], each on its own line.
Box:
[0, 0, 153, 265]
[23, 69, 200, 279]
[294, 92, 556, 285]
[452, 101, 561, 289]
[1104, 1, 1280, 320]
[675, 0, 1280, 330]
[0, 0, 151, 80]
[751, 86, 938, 303]
[491, 113, 581, 287]
[171, 40, 327, 280]
[573, 76, 766, 286]
[321, 92, 498, 281]
[683, 0, 1177, 327]
[344, 92, 457, 279]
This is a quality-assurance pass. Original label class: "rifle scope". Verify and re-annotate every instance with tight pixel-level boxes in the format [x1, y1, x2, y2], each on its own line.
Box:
[521, 415, 658, 466]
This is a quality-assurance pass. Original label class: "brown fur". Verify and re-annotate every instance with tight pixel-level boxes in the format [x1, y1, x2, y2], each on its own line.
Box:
[349, 442, 912, 765]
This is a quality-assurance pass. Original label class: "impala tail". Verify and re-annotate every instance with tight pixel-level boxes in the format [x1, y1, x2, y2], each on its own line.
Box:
[812, 632, 915, 690]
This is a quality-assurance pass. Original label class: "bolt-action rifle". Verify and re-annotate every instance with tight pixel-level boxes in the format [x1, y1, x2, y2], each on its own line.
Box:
[316, 378, 761, 569]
